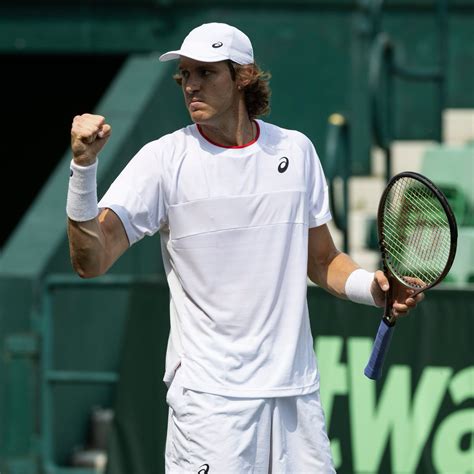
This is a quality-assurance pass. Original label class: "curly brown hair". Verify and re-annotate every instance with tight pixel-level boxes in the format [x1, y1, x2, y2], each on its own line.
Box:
[230, 61, 272, 119]
[173, 61, 271, 119]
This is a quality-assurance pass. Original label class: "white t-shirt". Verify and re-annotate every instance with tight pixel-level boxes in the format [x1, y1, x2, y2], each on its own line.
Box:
[98, 119, 332, 397]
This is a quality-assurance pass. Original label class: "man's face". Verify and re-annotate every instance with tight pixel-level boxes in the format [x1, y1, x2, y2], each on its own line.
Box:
[178, 57, 240, 125]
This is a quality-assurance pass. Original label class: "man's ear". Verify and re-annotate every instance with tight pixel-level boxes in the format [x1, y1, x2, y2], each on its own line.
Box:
[236, 64, 255, 89]
[238, 79, 251, 89]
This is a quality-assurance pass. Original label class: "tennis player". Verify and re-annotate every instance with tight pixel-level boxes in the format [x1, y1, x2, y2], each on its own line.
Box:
[67, 22, 424, 473]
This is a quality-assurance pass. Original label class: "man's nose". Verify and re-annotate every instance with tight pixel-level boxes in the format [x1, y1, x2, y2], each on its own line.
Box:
[185, 76, 200, 94]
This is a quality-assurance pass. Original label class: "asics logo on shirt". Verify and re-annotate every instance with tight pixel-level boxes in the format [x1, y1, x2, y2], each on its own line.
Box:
[278, 156, 289, 173]
[198, 464, 210, 473]
[212, 42, 223, 48]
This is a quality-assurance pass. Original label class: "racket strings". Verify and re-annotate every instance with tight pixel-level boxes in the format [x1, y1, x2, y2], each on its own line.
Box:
[384, 182, 450, 282]
[384, 209, 450, 267]
[384, 210, 450, 283]
[382, 177, 451, 287]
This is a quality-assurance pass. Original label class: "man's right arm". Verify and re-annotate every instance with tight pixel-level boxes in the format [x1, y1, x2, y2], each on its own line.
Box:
[67, 113, 129, 278]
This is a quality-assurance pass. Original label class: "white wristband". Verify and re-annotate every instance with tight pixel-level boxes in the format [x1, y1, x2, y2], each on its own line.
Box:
[66, 159, 99, 222]
[345, 268, 377, 306]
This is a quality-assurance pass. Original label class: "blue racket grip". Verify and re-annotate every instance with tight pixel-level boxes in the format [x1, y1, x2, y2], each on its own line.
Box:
[364, 319, 394, 380]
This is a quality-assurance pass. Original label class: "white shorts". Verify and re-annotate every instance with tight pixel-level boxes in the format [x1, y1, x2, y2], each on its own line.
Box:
[165, 370, 335, 474]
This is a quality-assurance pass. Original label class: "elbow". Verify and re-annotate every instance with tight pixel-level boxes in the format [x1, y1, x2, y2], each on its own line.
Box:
[307, 268, 324, 287]
[307, 249, 341, 288]
[74, 266, 100, 279]
[307, 257, 324, 287]
[70, 254, 106, 279]
[72, 262, 100, 279]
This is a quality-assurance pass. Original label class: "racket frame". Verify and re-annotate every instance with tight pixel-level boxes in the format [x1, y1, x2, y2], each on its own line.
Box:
[377, 171, 458, 325]
[364, 171, 458, 380]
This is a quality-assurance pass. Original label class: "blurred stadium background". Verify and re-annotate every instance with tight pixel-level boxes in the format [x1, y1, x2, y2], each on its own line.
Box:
[0, 0, 473, 473]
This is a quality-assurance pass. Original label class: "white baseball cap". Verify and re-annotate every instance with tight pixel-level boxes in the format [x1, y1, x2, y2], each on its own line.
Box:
[159, 22, 254, 65]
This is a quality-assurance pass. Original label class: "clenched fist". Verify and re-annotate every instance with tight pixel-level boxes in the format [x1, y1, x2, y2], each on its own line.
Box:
[71, 113, 112, 166]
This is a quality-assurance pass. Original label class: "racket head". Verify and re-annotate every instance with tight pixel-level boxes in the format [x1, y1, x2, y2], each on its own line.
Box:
[377, 171, 458, 294]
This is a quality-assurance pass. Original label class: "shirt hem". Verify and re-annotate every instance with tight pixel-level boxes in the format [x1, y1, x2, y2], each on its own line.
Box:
[309, 212, 332, 229]
[174, 379, 320, 398]
[98, 202, 137, 245]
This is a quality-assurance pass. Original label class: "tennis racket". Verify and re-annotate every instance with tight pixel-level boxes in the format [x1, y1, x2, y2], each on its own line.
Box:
[364, 171, 458, 380]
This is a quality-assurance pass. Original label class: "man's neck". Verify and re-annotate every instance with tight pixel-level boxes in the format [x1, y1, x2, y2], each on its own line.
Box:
[198, 105, 255, 147]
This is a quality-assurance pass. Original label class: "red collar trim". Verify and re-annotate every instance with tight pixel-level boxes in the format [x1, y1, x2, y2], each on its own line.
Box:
[197, 121, 260, 149]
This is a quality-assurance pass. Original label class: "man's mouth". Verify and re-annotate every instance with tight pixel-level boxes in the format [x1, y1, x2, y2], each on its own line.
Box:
[189, 100, 205, 111]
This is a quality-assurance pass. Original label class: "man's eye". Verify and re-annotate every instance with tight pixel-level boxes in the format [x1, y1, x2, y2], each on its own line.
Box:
[201, 70, 211, 77]
[180, 71, 189, 79]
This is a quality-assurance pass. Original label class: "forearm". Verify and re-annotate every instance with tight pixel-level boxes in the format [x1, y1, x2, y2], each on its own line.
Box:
[66, 138, 128, 276]
[66, 156, 103, 277]
[308, 249, 359, 298]
[67, 215, 108, 278]
[67, 206, 129, 278]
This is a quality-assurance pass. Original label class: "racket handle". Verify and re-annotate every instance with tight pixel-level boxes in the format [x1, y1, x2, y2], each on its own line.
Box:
[364, 319, 394, 380]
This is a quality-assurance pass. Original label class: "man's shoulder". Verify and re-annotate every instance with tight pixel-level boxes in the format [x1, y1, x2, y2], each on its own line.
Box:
[144, 124, 196, 150]
[127, 125, 197, 171]
[259, 120, 314, 150]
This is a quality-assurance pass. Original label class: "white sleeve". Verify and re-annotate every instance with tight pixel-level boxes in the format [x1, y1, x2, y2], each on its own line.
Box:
[98, 142, 168, 245]
[306, 140, 332, 228]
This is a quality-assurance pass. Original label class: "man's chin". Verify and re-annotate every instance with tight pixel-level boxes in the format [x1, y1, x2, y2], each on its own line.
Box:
[190, 112, 211, 124]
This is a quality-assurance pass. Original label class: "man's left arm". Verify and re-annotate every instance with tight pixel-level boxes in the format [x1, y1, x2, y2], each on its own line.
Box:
[307, 224, 423, 318]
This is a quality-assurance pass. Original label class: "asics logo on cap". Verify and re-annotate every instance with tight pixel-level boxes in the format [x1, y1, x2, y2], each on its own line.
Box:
[212, 42, 223, 48]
